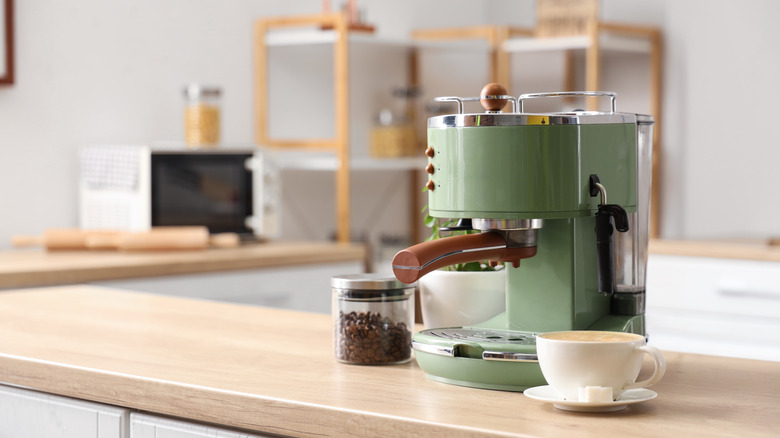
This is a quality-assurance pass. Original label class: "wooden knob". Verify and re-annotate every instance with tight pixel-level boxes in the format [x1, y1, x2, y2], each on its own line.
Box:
[425, 145, 435, 158]
[426, 180, 436, 191]
[480, 83, 508, 111]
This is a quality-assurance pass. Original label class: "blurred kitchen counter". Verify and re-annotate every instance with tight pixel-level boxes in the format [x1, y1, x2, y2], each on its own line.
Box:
[650, 238, 780, 262]
[0, 285, 777, 437]
[0, 241, 367, 289]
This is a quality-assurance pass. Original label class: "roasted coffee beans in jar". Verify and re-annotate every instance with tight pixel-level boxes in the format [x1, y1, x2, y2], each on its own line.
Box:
[331, 274, 415, 365]
[183, 83, 221, 148]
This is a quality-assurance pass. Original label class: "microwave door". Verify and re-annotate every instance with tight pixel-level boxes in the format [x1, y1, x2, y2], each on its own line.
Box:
[150, 153, 254, 235]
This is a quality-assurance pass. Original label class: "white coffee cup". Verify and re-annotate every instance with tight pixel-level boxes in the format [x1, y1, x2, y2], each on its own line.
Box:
[535, 330, 666, 402]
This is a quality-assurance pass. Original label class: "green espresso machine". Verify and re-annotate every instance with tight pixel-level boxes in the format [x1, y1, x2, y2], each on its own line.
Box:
[392, 85, 654, 391]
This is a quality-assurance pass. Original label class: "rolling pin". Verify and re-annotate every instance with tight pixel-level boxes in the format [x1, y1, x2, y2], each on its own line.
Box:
[11, 228, 109, 250]
[12, 227, 240, 251]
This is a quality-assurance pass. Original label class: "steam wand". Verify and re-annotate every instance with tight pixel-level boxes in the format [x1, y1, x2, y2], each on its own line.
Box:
[589, 174, 630, 295]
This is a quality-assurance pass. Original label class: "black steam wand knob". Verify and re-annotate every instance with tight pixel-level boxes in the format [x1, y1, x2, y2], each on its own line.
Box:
[439, 218, 473, 232]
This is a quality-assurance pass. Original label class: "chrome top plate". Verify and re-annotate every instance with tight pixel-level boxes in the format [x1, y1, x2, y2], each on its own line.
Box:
[428, 112, 638, 128]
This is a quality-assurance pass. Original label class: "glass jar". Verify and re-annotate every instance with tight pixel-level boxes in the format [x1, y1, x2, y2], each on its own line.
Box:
[370, 86, 420, 158]
[332, 274, 415, 365]
[183, 84, 221, 148]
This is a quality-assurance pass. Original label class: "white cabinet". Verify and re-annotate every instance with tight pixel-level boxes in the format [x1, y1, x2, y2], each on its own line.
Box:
[92, 261, 362, 314]
[0, 384, 129, 438]
[130, 413, 272, 438]
[646, 254, 780, 362]
[0, 385, 278, 438]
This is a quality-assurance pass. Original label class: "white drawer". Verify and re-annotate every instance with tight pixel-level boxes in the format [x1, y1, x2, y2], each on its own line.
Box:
[0, 384, 129, 438]
[130, 413, 271, 438]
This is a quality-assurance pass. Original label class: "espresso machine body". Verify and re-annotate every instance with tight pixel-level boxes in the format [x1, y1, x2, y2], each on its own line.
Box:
[394, 89, 654, 391]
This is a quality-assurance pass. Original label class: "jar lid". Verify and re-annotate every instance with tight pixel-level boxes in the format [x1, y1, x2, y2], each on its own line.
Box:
[330, 274, 414, 301]
[183, 83, 221, 99]
[331, 273, 415, 294]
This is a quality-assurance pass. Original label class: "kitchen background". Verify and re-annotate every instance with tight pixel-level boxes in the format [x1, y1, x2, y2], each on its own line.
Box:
[1, 0, 780, 250]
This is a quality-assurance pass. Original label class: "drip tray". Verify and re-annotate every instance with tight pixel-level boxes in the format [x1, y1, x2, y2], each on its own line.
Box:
[423, 328, 537, 345]
[413, 328, 539, 362]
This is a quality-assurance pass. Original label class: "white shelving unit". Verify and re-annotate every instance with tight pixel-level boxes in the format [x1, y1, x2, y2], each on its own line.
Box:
[266, 28, 490, 52]
[270, 150, 425, 172]
[256, 13, 483, 245]
[503, 33, 652, 54]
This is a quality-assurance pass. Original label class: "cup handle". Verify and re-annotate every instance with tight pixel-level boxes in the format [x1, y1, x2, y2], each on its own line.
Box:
[623, 344, 666, 390]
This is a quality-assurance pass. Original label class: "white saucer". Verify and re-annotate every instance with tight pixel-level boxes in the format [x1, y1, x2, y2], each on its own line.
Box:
[524, 385, 657, 412]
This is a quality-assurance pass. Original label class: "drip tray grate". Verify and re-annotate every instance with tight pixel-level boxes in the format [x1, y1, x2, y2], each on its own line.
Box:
[423, 328, 536, 344]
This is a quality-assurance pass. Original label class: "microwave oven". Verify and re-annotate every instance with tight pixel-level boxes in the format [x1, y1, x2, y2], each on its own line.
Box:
[79, 145, 279, 238]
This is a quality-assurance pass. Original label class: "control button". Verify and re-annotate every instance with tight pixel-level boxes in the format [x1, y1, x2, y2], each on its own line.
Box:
[425, 146, 435, 158]
[426, 180, 436, 191]
[425, 163, 435, 174]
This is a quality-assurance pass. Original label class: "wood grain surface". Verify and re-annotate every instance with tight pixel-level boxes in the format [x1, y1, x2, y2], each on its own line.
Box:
[0, 242, 366, 289]
[0, 286, 777, 437]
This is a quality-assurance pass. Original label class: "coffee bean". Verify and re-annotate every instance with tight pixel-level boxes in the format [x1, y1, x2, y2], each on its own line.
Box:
[335, 310, 412, 364]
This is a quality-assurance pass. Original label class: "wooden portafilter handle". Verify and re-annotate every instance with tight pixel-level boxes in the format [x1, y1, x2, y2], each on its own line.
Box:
[391, 232, 537, 284]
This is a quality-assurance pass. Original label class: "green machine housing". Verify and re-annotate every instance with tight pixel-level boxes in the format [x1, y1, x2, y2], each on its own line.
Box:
[404, 92, 654, 391]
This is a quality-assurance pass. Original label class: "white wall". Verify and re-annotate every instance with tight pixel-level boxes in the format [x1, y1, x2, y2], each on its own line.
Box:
[1, 0, 780, 249]
[661, 0, 780, 239]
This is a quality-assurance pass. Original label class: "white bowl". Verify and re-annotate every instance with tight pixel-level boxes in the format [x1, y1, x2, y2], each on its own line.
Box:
[418, 269, 506, 329]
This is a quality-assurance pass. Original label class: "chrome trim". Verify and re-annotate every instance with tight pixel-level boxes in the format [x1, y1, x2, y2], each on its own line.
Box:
[482, 351, 539, 362]
[501, 229, 539, 248]
[434, 96, 465, 115]
[611, 291, 646, 316]
[435, 95, 517, 114]
[481, 94, 517, 113]
[518, 91, 617, 113]
[428, 113, 636, 128]
[472, 218, 544, 231]
[636, 114, 655, 125]
[594, 182, 607, 205]
[412, 341, 454, 357]
[422, 328, 536, 344]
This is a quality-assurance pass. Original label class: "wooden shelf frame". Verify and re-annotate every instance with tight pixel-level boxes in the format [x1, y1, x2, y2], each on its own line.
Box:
[254, 13, 352, 243]
[412, 25, 534, 89]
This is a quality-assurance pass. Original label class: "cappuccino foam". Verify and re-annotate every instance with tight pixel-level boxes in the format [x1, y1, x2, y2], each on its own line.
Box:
[541, 331, 641, 343]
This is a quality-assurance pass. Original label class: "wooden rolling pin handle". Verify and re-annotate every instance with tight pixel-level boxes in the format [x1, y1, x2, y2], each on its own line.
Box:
[12, 229, 89, 250]
[11, 235, 45, 248]
[209, 233, 241, 248]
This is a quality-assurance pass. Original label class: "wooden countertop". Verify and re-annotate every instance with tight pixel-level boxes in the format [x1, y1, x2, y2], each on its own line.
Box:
[0, 286, 777, 437]
[2, 238, 775, 291]
[0, 241, 366, 289]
